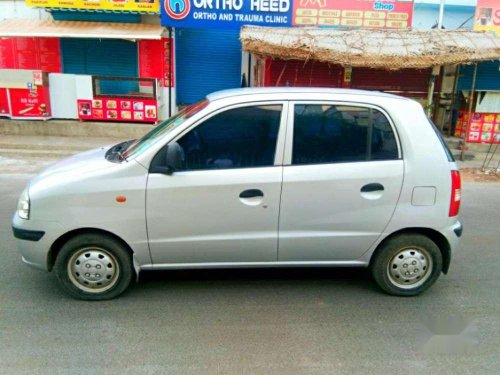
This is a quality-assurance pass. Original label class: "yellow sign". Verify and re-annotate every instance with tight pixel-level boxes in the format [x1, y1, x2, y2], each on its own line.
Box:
[26, 0, 159, 13]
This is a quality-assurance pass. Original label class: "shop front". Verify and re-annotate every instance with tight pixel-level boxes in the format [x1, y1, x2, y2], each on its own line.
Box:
[259, 1, 424, 98]
[452, 0, 500, 144]
[454, 60, 500, 144]
[159, 0, 294, 105]
[0, 18, 171, 122]
[161, 0, 421, 105]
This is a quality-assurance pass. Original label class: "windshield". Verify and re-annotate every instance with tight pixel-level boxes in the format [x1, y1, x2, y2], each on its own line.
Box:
[122, 99, 209, 159]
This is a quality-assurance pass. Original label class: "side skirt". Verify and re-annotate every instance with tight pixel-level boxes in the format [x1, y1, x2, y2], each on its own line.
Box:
[140, 260, 368, 271]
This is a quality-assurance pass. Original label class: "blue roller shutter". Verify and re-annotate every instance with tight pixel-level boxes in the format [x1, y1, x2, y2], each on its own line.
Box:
[61, 38, 138, 95]
[175, 28, 242, 105]
[458, 61, 500, 91]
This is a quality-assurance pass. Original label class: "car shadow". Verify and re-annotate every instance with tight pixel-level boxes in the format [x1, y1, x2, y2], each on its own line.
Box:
[131, 267, 380, 296]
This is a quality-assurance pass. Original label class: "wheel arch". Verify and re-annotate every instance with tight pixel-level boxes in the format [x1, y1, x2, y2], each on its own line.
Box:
[47, 228, 136, 273]
[370, 227, 452, 274]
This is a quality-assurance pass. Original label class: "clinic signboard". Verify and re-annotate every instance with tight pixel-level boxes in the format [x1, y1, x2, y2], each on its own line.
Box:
[474, 0, 500, 36]
[26, 0, 159, 13]
[161, 0, 414, 29]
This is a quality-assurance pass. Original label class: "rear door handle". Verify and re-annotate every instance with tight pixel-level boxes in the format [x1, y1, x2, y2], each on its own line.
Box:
[361, 183, 384, 193]
[239, 189, 264, 198]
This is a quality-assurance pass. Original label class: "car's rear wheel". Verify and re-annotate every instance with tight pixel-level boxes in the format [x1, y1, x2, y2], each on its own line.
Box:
[371, 234, 443, 296]
[54, 233, 133, 300]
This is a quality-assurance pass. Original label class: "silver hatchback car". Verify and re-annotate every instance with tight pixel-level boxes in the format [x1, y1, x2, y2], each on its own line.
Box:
[12, 88, 462, 300]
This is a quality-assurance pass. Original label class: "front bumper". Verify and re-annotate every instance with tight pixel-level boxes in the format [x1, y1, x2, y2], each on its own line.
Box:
[12, 214, 64, 271]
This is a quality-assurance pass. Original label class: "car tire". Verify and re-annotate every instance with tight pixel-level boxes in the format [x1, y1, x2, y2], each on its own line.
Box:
[54, 233, 134, 300]
[371, 234, 443, 296]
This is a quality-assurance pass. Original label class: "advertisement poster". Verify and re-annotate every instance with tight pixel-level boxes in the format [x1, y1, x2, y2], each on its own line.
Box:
[474, 0, 500, 36]
[161, 0, 413, 29]
[77, 98, 158, 123]
[0, 38, 61, 72]
[26, 0, 159, 13]
[9, 87, 51, 118]
[139, 38, 174, 87]
[456, 111, 500, 144]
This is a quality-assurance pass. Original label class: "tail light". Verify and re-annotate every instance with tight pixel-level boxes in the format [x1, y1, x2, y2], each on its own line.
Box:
[449, 170, 461, 217]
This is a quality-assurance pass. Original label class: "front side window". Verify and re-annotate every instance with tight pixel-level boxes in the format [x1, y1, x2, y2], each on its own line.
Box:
[176, 104, 282, 171]
[292, 104, 398, 165]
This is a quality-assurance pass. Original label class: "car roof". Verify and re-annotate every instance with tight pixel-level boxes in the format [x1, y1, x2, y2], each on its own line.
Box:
[206, 87, 411, 102]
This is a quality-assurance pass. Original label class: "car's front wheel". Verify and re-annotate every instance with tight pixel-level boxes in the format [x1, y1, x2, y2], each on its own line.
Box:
[54, 233, 133, 300]
[371, 234, 443, 296]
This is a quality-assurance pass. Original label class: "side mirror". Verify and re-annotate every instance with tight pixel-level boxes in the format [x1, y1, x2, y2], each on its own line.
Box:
[150, 142, 183, 175]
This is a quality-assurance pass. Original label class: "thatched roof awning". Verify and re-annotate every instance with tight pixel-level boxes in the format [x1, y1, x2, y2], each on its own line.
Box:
[241, 26, 500, 70]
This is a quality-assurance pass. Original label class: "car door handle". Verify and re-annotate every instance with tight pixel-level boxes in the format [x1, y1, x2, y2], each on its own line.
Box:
[239, 189, 264, 198]
[361, 183, 384, 193]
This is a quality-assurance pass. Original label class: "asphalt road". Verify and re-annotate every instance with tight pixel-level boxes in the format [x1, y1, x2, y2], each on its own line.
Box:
[0, 175, 499, 375]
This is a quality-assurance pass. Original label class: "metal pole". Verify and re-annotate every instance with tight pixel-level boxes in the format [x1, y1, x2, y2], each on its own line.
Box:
[168, 27, 173, 118]
[426, 67, 438, 117]
[461, 63, 477, 162]
[438, 0, 445, 29]
[448, 64, 460, 137]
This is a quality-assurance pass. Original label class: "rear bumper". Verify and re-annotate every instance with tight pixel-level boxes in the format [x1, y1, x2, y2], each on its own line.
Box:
[441, 220, 462, 274]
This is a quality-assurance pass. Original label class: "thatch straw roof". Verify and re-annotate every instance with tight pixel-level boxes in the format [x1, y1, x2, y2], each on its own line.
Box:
[241, 26, 500, 70]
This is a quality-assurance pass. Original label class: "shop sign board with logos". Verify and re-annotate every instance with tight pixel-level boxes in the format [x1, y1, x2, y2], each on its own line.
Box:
[474, 0, 500, 36]
[455, 111, 500, 144]
[161, 0, 413, 29]
[26, 0, 159, 13]
[0, 69, 52, 119]
[77, 98, 158, 122]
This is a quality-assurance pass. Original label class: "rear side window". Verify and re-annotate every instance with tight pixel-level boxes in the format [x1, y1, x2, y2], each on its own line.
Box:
[292, 104, 399, 165]
[176, 105, 282, 171]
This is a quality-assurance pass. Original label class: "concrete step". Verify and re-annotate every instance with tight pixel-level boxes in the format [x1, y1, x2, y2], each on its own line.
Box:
[444, 136, 496, 153]
[0, 135, 118, 152]
[0, 148, 78, 159]
[0, 135, 121, 159]
[0, 142, 90, 152]
[0, 119, 153, 139]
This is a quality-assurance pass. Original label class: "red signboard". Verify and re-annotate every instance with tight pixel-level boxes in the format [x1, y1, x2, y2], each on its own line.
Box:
[138, 38, 174, 87]
[9, 86, 51, 118]
[0, 37, 61, 72]
[0, 88, 10, 116]
[77, 98, 158, 123]
[455, 111, 500, 144]
[292, 0, 414, 29]
[0, 38, 16, 68]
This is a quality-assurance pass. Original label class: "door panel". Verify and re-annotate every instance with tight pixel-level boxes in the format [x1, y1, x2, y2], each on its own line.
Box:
[278, 102, 403, 261]
[278, 161, 404, 261]
[146, 102, 286, 265]
[147, 168, 282, 264]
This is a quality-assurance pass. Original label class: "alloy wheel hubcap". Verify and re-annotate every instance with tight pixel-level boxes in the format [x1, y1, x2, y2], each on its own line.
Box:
[387, 248, 432, 289]
[68, 247, 119, 293]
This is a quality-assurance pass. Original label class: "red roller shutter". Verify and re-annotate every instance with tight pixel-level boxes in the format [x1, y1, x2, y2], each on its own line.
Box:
[351, 68, 432, 97]
[265, 59, 343, 88]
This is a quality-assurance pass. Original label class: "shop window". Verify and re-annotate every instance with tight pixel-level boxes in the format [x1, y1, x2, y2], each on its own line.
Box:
[176, 105, 282, 171]
[292, 104, 398, 165]
[93, 76, 155, 99]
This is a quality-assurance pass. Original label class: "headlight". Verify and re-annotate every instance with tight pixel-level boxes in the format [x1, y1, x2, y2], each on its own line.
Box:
[17, 188, 30, 220]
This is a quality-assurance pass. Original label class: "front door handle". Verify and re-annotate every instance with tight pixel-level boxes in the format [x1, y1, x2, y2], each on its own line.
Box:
[239, 189, 264, 199]
[361, 183, 384, 193]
